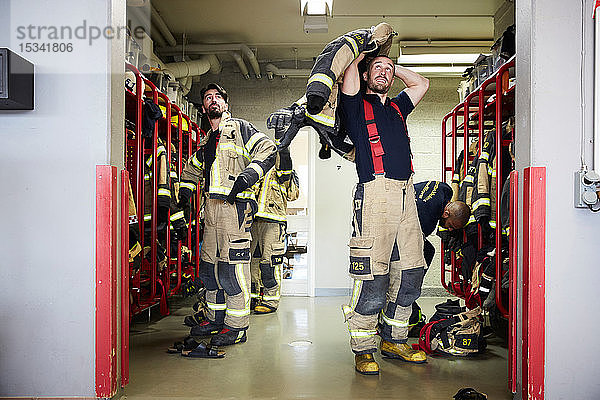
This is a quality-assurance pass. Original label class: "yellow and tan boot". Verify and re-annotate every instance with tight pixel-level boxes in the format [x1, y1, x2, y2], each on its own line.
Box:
[380, 341, 427, 364]
[355, 353, 380, 375]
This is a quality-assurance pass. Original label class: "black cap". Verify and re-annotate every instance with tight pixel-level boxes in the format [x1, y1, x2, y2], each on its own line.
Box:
[200, 83, 228, 103]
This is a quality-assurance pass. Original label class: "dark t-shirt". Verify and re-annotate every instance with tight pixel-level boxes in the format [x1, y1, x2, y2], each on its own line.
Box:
[414, 181, 453, 237]
[339, 90, 415, 183]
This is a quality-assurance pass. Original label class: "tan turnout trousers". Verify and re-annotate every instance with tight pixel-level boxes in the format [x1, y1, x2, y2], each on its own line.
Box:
[250, 219, 286, 309]
[200, 198, 254, 330]
[342, 176, 426, 354]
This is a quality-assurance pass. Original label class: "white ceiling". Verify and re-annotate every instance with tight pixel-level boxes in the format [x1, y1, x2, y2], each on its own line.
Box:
[143, 0, 509, 67]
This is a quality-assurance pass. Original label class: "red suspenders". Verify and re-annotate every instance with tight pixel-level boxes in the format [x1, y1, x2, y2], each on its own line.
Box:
[363, 99, 411, 175]
[363, 99, 385, 174]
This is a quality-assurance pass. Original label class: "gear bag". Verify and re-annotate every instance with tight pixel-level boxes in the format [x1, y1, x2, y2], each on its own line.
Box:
[417, 306, 485, 356]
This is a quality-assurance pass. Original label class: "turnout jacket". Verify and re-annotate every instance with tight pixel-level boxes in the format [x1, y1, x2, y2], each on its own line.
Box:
[180, 113, 276, 207]
[254, 153, 300, 223]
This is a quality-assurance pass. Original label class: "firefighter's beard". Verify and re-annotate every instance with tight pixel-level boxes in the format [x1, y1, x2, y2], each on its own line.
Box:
[208, 109, 223, 119]
[367, 75, 392, 94]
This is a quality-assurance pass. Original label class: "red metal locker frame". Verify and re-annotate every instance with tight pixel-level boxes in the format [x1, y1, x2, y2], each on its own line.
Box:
[494, 58, 515, 318]
[508, 170, 518, 393]
[170, 103, 184, 295]
[522, 167, 546, 400]
[120, 170, 130, 387]
[440, 57, 515, 310]
[95, 165, 118, 398]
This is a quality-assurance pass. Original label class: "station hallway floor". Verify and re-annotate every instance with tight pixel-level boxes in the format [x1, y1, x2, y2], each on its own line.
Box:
[124, 296, 511, 400]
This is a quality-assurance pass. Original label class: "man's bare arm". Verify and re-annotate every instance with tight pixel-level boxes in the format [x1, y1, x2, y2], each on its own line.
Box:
[341, 53, 365, 96]
[394, 65, 429, 107]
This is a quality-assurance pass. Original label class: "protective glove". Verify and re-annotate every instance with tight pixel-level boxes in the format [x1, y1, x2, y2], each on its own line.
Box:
[306, 94, 327, 115]
[267, 103, 306, 148]
[225, 176, 249, 204]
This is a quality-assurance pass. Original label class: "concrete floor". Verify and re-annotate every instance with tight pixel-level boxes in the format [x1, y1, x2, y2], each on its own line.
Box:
[125, 296, 511, 400]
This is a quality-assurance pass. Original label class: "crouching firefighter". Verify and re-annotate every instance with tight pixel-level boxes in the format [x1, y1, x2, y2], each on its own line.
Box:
[339, 52, 430, 375]
[250, 147, 300, 314]
[407, 181, 471, 334]
[178, 84, 277, 346]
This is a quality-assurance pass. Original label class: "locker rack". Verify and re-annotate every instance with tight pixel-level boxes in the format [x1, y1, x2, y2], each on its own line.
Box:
[441, 56, 516, 317]
[125, 62, 204, 317]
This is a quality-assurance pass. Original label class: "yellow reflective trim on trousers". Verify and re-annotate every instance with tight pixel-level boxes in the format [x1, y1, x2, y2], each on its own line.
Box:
[180, 181, 196, 191]
[489, 220, 496, 229]
[349, 330, 377, 338]
[234, 262, 251, 315]
[170, 211, 184, 221]
[350, 280, 363, 311]
[226, 308, 251, 317]
[144, 174, 151, 181]
[345, 36, 359, 57]
[472, 198, 491, 210]
[245, 132, 268, 153]
[463, 175, 474, 183]
[452, 173, 460, 181]
[249, 163, 264, 179]
[250, 293, 260, 298]
[143, 214, 151, 221]
[207, 301, 227, 311]
[170, 171, 178, 179]
[308, 73, 334, 89]
[479, 152, 490, 161]
[158, 188, 171, 197]
[305, 111, 335, 127]
[220, 143, 251, 161]
[380, 312, 409, 328]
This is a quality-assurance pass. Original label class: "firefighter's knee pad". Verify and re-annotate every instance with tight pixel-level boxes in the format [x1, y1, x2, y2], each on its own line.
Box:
[217, 260, 242, 296]
[199, 261, 218, 291]
[259, 263, 277, 289]
[355, 275, 388, 315]
[396, 267, 425, 307]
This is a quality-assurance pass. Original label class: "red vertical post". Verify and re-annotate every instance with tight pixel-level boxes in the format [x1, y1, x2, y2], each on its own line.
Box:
[522, 166, 546, 399]
[509, 170, 519, 393]
[120, 170, 130, 387]
[95, 165, 118, 398]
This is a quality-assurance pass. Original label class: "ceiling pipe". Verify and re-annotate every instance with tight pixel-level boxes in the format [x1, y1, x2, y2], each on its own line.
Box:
[180, 76, 192, 96]
[164, 57, 211, 79]
[265, 63, 311, 79]
[150, 5, 177, 47]
[205, 54, 222, 74]
[229, 51, 251, 80]
[128, 6, 168, 48]
[158, 44, 261, 78]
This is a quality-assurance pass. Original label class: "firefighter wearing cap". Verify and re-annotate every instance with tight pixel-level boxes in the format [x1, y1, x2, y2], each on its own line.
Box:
[250, 149, 300, 314]
[179, 84, 277, 346]
[338, 53, 430, 375]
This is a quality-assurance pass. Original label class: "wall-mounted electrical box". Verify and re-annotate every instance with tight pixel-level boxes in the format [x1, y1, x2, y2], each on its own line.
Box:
[0, 48, 34, 110]
[574, 170, 600, 208]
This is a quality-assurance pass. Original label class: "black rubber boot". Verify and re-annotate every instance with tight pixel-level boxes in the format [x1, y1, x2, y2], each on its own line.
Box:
[190, 321, 222, 337]
[209, 328, 247, 346]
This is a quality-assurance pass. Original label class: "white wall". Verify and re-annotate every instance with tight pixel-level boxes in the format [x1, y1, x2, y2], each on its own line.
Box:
[517, 0, 600, 397]
[0, 0, 124, 396]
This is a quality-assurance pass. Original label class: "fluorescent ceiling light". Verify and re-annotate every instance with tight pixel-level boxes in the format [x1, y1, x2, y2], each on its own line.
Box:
[398, 53, 481, 65]
[301, 0, 333, 16]
[404, 66, 467, 76]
